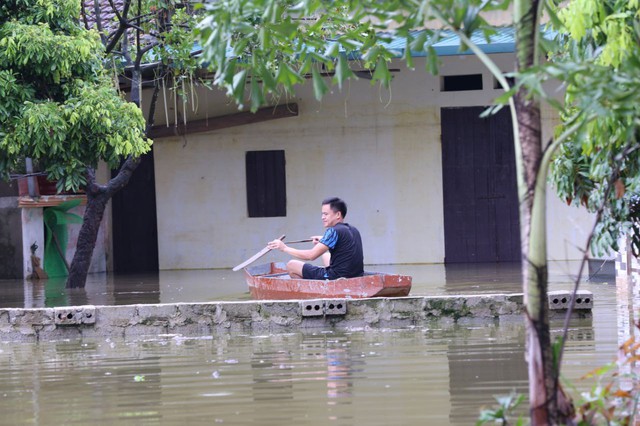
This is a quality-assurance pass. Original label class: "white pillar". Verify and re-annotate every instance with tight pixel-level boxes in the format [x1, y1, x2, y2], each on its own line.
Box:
[21, 207, 44, 278]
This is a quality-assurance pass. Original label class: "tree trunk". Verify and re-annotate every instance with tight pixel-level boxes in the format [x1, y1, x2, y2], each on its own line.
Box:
[66, 171, 110, 288]
[67, 1, 161, 288]
[514, 0, 574, 423]
[66, 157, 141, 288]
[513, 0, 550, 424]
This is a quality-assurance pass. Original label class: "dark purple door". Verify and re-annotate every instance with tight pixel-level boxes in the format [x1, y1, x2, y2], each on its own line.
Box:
[111, 150, 159, 273]
[441, 107, 521, 263]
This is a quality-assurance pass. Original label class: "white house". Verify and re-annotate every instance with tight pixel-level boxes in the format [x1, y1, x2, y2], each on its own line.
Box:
[142, 35, 593, 271]
[3, 27, 595, 278]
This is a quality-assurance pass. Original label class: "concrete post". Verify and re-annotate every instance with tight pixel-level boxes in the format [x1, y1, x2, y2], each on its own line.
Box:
[21, 207, 44, 279]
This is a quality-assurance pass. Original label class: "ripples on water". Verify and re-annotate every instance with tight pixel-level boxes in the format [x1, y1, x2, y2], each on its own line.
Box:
[0, 319, 619, 425]
[0, 262, 627, 425]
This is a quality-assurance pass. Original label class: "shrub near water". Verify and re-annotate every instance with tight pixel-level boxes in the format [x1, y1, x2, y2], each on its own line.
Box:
[478, 322, 640, 425]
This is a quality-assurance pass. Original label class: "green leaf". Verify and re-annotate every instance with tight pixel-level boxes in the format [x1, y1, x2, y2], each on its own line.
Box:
[260, 66, 277, 93]
[275, 63, 302, 90]
[372, 57, 390, 88]
[425, 46, 440, 75]
[311, 66, 328, 101]
[232, 69, 248, 101]
[334, 54, 355, 89]
[249, 77, 264, 112]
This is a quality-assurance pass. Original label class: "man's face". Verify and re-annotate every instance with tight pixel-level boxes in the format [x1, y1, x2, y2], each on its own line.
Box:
[321, 204, 342, 228]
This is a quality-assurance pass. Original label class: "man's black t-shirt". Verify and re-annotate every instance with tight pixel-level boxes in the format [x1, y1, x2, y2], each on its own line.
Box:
[319, 222, 364, 279]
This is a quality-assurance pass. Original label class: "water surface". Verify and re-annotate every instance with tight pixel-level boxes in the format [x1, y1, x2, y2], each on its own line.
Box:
[0, 260, 604, 308]
[0, 261, 627, 425]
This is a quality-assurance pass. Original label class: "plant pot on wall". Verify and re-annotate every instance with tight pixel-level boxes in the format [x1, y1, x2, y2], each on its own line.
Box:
[37, 176, 58, 195]
[17, 177, 40, 197]
[18, 176, 83, 196]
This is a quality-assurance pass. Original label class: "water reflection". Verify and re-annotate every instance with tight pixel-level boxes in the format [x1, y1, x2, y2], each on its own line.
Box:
[0, 316, 611, 426]
[447, 324, 528, 423]
[0, 272, 162, 308]
[326, 347, 353, 401]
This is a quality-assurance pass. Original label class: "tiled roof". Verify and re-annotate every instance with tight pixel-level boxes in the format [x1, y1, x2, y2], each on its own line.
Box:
[81, 0, 124, 32]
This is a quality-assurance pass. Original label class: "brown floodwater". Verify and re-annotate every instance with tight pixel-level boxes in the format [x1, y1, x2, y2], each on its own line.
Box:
[0, 261, 601, 308]
[0, 261, 628, 425]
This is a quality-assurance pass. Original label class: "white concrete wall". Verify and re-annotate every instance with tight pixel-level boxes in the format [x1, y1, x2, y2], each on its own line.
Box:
[151, 53, 593, 270]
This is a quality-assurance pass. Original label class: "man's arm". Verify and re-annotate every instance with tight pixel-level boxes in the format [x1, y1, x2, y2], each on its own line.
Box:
[268, 238, 328, 261]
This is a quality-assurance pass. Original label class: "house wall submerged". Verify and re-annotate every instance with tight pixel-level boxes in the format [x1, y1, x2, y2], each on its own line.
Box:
[150, 53, 594, 270]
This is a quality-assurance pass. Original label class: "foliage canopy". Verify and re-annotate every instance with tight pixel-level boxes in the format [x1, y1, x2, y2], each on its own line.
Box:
[549, 0, 640, 256]
[194, 0, 509, 111]
[0, 0, 150, 191]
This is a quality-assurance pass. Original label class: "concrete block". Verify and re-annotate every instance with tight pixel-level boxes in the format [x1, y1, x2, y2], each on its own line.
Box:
[573, 290, 594, 310]
[301, 300, 324, 317]
[9, 308, 54, 326]
[54, 306, 96, 325]
[389, 297, 424, 320]
[548, 291, 570, 310]
[98, 305, 138, 327]
[257, 302, 302, 327]
[218, 302, 260, 320]
[548, 290, 594, 310]
[136, 304, 177, 326]
[324, 300, 347, 316]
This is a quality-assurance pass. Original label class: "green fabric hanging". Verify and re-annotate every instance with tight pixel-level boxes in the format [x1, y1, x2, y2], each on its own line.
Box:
[43, 200, 83, 278]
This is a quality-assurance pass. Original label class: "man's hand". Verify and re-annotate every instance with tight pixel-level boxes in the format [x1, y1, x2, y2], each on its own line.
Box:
[311, 236, 323, 245]
[267, 239, 286, 251]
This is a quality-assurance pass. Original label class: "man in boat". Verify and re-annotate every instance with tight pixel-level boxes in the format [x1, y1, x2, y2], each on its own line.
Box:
[267, 197, 364, 280]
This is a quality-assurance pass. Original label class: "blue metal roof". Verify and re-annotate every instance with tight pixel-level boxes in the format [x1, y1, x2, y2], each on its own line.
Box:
[377, 27, 516, 57]
[208, 26, 518, 65]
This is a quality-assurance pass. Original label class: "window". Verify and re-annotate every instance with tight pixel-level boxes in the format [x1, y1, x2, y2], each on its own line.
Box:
[493, 75, 515, 89]
[441, 74, 483, 92]
[245, 150, 286, 217]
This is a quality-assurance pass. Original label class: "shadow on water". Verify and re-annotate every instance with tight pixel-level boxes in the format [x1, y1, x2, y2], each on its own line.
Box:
[0, 259, 614, 309]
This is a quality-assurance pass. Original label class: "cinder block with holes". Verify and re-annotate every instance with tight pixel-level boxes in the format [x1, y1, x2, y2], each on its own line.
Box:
[324, 299, 347, 316]
[300, 300, 324, 317]
[548, 291, 570, 310]
[573, 290, 594, 310]
[54, 306, 96, 325]
[548, 290, 594, 310]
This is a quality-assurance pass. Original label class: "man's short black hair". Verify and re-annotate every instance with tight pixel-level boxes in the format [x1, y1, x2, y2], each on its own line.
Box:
[322, 197, 347, 218]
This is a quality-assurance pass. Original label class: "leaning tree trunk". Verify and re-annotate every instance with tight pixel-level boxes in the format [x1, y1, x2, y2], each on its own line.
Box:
[65, 41, 160, 288]
[66, 158, 141, 288]
[514, 0, 574, 423]
[68, 2, 164, 288]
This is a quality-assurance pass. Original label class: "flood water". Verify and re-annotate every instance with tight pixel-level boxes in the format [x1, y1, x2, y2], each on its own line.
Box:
[0, 261, 602, 308]
[0, 261, 631, 425]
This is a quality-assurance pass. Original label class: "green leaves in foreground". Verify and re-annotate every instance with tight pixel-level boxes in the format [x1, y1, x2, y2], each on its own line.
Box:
[476, 391, 526, 425]
[194, 0, 509, 111]
[548, 1, 640, 257]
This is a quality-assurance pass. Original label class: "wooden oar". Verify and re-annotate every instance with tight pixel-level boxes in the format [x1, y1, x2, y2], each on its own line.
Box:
[232, 234, 285, 272]
[286, 238, 314, 244]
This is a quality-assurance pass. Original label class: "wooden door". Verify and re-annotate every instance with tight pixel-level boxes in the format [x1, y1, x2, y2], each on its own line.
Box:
[441, 107, 521, 263]
[111, 150, 159, 273]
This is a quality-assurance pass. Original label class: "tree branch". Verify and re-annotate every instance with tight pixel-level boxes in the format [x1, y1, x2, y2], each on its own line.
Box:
[105, 0, 133, 54]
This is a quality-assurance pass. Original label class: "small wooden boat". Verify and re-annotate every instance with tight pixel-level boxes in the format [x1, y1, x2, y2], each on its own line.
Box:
[244, 262, 412, 300]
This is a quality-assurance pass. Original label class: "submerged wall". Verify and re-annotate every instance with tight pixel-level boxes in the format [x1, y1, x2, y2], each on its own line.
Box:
[0, 291, 593, 342]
